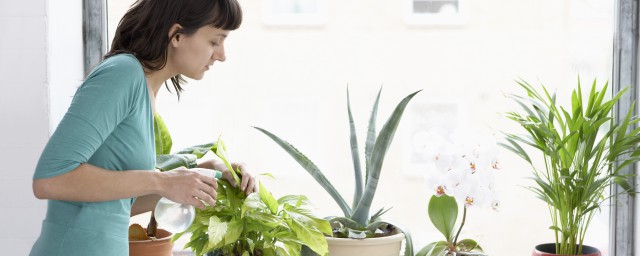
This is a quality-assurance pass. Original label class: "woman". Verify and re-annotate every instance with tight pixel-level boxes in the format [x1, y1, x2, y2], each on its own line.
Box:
[30, 0, 255, 255]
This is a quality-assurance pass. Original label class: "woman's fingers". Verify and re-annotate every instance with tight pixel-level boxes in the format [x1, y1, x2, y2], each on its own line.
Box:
[234, 163, 255, 194]
[194, 169, 219, 190]
[188, 195, 207, 210]
[244, 175, 256, 195]
[162, 167, 220, 208]
[196, 188, 216, 208]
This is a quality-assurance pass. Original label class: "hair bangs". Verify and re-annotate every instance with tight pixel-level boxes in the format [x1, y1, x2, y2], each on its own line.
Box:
[209, 0, 243, 30]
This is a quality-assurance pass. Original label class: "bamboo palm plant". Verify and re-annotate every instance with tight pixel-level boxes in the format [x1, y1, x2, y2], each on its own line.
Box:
[502, 79, 640, 255]
[254, 87, 420, 256]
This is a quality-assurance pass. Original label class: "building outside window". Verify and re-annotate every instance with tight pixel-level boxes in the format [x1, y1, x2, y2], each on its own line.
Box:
[404, 0, 467, 25]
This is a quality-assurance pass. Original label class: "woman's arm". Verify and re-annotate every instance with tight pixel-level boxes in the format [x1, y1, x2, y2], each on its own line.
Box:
[33, 163, 219, 210]
[131, 194, 162, 216]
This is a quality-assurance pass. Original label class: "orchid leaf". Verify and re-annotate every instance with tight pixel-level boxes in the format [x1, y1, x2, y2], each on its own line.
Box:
[416, 241, 449, 256]
[428, 195, 457, 242]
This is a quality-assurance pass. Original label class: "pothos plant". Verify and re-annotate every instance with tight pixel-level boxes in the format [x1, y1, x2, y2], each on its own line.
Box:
[151, 116, 332, 256]
[415, 129, 499, 256]
[172, 139, 332, 256]
[254, 87, 420, 256]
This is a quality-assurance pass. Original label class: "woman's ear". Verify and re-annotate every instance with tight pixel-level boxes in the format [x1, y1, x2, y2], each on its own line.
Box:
[168, 23, 183, 47]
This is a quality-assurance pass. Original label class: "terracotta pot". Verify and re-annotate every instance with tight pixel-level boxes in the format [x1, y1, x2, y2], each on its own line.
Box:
[532, 243, 602, 256]
[325, 232, 405, 256]
[129, 228, 173, 256]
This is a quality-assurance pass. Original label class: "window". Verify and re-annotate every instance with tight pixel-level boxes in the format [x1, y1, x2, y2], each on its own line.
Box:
[98, 0, 637, 254]
[262, 0, 327, 26]
[404, 0, 467, 25]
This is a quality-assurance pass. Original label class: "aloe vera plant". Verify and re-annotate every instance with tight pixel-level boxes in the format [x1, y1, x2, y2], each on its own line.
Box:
[254, 87, 421, 256]
[502, 79, 640, 255]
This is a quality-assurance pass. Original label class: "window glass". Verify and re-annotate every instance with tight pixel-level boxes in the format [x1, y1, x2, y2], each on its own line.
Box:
[405, 0, 466, 25]
[262, 0, 327, 26]
[108, 0, 614, 254]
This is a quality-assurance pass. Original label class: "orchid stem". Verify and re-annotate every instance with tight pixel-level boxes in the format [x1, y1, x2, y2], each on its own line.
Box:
[453, 206, 467, 246]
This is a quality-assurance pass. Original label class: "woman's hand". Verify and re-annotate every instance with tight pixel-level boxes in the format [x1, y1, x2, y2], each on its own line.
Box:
[197, 159, 258, 195]
[158, 167, 218, 210]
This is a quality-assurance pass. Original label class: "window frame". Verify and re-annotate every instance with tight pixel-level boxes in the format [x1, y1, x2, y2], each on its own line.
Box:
[83, 0, 107, 76]
[403, 0, 468, 26]
[610, 0, 639, 255]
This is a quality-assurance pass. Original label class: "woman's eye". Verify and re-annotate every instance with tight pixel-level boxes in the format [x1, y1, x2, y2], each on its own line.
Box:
[211, 42, 219, 46]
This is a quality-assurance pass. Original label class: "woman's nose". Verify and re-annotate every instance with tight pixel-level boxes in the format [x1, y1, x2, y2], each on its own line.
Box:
[213, 45, 226, 62]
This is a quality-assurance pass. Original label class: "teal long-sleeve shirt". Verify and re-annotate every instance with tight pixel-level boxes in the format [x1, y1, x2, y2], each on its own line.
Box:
[30, 54, 155, 256]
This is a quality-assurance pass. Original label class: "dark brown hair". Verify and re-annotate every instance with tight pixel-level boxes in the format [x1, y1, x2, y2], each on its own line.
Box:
[106, 0, 242, 98]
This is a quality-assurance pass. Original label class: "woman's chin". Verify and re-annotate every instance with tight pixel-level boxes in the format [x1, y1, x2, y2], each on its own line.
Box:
[183, 73, 205, 81]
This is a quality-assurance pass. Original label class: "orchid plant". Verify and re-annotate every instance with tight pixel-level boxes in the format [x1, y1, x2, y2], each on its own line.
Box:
[416, 129, 500, 256]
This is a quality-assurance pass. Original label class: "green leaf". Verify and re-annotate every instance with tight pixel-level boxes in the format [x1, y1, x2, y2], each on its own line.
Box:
[223, 218, 243, 245]
[392, 223, 414, 256]
[365, 87, 383, 188]
[369, 207, 392, 223]
[175, 142, 215, 158]
[242, 193, 267, 217]
[253, 126, 352, 217]
[346, 87, 364, 210]
[259, 181, 279, 214]
[416, 241, 449, 256]
[428, 195, 458, 242]
[156, 153, 197, 171]
[328, 216, 363, 230]
[288, 221, 328, 256]
[457, 239, 483, 252]
[153, 113, 173, 155]
[207, 216, 228, 250]
[212, 138, 241, 186]
[351, 90, 421, 226]
[284, 204, 331, 255]
[276, 246, 290, 256]
[278, 195, 310, 207]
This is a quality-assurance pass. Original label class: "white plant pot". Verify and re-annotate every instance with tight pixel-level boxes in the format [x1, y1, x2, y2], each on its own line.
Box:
[325, 233, 405, 256]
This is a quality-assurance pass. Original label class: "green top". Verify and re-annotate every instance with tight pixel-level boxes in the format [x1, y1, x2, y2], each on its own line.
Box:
[30, 54, 155, 256]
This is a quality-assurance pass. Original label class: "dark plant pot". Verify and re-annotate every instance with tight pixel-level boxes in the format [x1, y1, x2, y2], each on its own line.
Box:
[532, 243, 602, 256]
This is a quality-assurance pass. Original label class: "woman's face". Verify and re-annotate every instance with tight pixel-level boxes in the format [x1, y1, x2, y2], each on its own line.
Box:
[169, 25, 230, 80]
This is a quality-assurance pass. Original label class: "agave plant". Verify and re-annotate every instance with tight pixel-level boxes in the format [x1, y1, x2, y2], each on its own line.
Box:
[254, 87, 421, 256]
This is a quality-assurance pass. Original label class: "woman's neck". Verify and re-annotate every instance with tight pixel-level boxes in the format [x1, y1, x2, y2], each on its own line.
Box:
[145, 67, 177, 115]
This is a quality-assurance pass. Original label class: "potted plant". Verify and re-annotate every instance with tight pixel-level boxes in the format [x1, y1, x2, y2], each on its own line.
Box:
[131, 116, 332, 256]
[501, 79, 640, 255]
[254, 87, 421, 256]
[415, 129, 499, 256]
[172, 139, 333, 256]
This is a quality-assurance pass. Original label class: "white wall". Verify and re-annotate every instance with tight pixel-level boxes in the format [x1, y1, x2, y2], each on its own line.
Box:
[0, 1, 82, 255]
